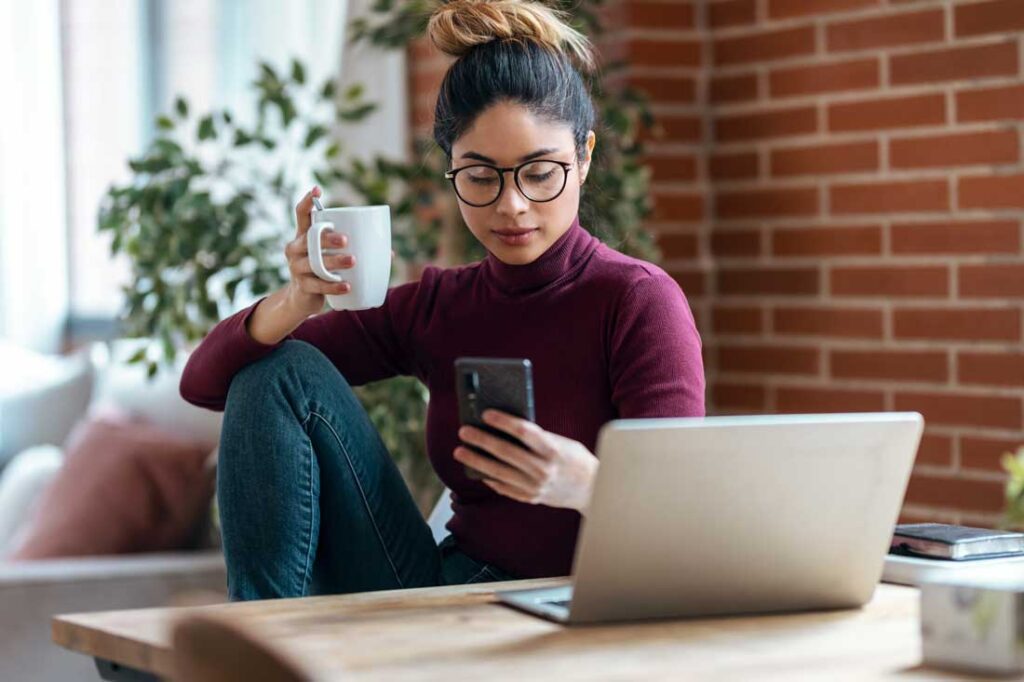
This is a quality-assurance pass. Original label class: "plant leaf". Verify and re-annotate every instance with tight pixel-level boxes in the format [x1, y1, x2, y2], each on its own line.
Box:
[197, 115, 216, 141]
[304, 125, 328, 148]
[290, 58, 306, 84]
[344, 83, 365, 101]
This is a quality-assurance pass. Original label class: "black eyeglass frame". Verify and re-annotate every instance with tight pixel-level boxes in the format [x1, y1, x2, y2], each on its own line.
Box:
[444, 159, 574, 207]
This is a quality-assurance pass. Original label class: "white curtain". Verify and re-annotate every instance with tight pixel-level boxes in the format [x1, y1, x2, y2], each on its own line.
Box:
[0, 0, 69, 353]
[62, 0, 146, 321]
[217, 0, 347, 118]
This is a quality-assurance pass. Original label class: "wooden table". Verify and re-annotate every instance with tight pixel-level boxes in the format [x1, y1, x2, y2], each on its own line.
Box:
[53, 577, 975, 680]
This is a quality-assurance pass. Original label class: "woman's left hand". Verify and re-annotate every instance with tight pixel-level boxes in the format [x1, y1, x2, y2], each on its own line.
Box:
[454, 409, 598, 513]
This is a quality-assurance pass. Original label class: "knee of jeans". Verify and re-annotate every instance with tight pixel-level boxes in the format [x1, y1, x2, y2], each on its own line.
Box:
[229, 339, 342, 400]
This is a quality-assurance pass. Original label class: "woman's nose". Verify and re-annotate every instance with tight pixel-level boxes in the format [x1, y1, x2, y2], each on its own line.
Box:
[494, 179, 530, 215]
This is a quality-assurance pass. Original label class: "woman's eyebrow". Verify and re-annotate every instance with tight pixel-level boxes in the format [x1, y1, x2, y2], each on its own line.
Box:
[460, 147, 560, 164]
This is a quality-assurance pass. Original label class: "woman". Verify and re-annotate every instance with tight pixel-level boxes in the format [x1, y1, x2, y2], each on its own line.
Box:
[180, 0, 705, 601]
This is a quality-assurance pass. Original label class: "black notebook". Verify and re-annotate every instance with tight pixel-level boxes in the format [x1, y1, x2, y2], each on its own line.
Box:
[890, 523, 1024, 561]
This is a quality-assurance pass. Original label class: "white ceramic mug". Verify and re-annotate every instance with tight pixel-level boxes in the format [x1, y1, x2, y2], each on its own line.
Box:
[306, 205, 391, 311]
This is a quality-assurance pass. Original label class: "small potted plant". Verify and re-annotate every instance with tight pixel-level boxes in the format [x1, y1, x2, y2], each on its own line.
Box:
[1002, 445, 1024, 531]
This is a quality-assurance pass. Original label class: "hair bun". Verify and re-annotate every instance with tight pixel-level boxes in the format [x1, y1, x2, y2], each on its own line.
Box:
[427, 0, 594, 70]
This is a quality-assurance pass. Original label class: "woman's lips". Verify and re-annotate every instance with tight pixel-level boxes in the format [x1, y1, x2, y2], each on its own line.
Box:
[492, 228, 538, 246]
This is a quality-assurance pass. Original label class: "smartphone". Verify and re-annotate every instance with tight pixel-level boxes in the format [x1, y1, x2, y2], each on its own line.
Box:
[454, 357, 536, 480]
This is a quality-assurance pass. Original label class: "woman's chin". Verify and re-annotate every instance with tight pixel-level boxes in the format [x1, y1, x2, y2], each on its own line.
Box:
[489, 241, 544, 265]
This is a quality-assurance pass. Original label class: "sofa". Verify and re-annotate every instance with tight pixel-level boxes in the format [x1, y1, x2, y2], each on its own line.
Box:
[0, 338, 454, 681]
[0, 339, 228, 681]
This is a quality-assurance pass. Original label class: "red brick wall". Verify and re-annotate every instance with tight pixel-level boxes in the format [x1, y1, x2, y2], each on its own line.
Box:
[406, 0, 1024, 526]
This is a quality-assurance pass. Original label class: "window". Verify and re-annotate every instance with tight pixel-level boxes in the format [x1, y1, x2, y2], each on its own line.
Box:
[60, 0, 350, 349]
[63, 0, 222, 335]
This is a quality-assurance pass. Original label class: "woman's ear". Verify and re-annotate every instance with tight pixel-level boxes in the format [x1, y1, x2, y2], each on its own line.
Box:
[579, 130, 596, 185]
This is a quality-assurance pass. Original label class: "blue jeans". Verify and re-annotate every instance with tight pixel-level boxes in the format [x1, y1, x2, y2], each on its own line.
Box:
[217, 339, 519, 601]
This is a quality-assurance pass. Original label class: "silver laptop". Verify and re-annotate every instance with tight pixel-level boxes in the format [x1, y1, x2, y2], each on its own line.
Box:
[498, 412, 924, 625]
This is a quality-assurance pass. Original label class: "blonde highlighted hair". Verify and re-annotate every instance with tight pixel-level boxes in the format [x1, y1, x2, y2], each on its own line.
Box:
[427, 0, 595, 72]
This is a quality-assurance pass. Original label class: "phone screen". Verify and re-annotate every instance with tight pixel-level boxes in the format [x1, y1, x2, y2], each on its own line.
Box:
[454, 357, 535, 480]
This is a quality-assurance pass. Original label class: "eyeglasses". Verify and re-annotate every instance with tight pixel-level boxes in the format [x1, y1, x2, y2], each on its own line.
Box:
[444, 159, 574, 207]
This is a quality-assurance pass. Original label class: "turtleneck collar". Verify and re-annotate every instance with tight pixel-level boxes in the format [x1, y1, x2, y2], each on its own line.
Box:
[482, 215, 599, 296]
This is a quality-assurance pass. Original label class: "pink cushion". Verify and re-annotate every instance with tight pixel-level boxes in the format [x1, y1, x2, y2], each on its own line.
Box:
[8, 410, 215, 560]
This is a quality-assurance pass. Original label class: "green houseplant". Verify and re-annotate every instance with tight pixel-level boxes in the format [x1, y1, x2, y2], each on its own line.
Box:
[98, 1, 660, 509]
[98, 58, 447, 508]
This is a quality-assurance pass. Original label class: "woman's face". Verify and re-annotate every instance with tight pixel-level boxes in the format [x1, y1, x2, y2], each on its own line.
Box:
[449, 101, 596, 265]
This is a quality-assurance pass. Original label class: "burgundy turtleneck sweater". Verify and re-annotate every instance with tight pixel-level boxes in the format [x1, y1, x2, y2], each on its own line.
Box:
[180, 216, 705, 578]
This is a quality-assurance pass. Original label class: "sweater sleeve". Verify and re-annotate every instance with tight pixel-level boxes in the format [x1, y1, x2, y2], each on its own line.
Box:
[179, 271, 433, 412]
[608, 272, 706, 418]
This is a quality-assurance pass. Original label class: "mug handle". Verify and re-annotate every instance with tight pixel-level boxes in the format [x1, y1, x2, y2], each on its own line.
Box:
[306, 221, 343, 283]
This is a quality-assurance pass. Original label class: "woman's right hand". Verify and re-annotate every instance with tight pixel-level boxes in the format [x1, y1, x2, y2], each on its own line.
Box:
[283, 186, 355, 318]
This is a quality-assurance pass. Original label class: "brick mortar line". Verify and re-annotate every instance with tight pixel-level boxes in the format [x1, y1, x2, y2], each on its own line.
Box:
[711, 13, 936, 39]
[922, 423, 1024, 440]
[709, 89, 1013, 116]
[705, 168, 1024, 184]
[708, 334, 1023, 354]
[952, 423, 1024, 442]
[944, 0, 955, 44]
[709, 133, 1002, 152]
[755, 0, 767, 25]
[876, 129, 892, 173]
[644, 146, 713, 157]
[708, 30, 1013, 66]
[714, 296, 1020, 309]
[710, 52, 1015, 83]
[707, 336, 1022, 353]
[647, 103, 711, 116]
[912, 465, 1010, 484]
[706, 75, 1024, 109]
[707, 174, 944, 187]
[883, 121, 1022, 140]
[708, 212, 1024, 224]
[904, 507, 1001, 525]
[882, 291, 895, 344]
[713, 371, 1024, 396]
[619, 65, 705, 77]
[622, 28, 706, 40]
[711, 339, 1022, 356]
[706, 309, 1021, 321]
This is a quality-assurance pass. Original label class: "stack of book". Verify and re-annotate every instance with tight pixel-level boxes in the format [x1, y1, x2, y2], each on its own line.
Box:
[885, 523, 1024, 675]
[883, 523, 1024, 586]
